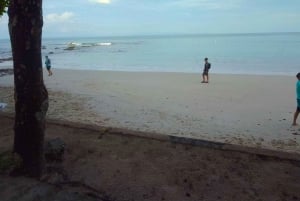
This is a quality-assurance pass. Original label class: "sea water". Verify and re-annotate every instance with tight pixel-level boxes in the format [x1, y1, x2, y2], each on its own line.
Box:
[0, 33, 299, 75]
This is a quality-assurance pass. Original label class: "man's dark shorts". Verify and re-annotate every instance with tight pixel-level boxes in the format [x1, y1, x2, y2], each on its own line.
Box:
[46, 66, 51, 70]
[297, 99, 300, 111]
[203, 71, 208, 76]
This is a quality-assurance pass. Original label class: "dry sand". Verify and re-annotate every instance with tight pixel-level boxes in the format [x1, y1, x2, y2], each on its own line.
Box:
[0, 69, 299, 153]
[1, 116, 300, 201]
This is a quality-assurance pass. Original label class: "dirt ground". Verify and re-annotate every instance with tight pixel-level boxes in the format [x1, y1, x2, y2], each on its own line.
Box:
[1, 115, 300, 201]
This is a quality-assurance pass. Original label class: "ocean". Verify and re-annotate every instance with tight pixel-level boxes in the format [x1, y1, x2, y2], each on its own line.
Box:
[0, 33, 299, 75]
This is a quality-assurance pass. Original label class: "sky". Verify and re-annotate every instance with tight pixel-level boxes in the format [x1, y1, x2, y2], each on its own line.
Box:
[0, 0, 300, 38]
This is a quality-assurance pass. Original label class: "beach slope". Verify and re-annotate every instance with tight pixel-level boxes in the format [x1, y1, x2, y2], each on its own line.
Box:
[0, 69, 299, 152]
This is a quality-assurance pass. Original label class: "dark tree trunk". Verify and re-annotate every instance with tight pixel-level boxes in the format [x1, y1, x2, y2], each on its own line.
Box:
[8, 0, 48, 178]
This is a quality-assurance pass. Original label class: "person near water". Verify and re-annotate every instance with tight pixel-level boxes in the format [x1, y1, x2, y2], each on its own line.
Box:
[45, 55, 53, 76]
[201, 57, 211, 83]
[292, 72, 300, 126]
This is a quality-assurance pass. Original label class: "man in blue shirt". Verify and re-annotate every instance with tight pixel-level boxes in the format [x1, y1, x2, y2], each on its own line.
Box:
[292, 72, 300, 126]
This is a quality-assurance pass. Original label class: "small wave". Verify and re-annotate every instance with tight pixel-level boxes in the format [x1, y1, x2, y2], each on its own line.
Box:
[0, 51, 12, 57]
[0, 57, 13, 63]
[82, 42, 112, 47]
[69, 42, 81, 46]
[97, 42, 112, 46]
[64, 42, 112, 50]
[64, 42, 81, 50]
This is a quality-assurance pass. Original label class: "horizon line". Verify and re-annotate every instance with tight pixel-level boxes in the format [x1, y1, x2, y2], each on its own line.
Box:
[1, 31, 300, 40]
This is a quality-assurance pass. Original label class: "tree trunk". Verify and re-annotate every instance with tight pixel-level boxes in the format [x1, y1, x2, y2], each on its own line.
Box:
[8, 0, 48, 178]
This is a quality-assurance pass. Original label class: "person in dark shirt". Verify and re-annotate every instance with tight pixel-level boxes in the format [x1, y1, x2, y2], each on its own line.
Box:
[201, 57, 211, 83]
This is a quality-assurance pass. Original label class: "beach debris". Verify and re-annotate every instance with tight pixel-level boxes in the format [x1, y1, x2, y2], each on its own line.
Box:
[0, 102, 7, 109]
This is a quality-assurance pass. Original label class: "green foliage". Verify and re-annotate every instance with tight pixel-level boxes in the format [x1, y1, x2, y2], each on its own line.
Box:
[0, 0, 9, 16]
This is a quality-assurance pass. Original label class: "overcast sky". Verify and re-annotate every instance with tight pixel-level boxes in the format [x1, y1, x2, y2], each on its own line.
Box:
[0, 0, 300, 38]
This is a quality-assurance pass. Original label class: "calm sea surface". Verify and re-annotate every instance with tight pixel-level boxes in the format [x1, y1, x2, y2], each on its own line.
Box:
[1, 33, 299, 75]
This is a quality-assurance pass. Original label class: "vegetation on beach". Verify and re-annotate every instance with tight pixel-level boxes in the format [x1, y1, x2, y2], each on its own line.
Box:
[0, 0, 9, 16]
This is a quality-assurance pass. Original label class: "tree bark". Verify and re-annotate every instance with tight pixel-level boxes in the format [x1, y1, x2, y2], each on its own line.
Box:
[8, 0, 48, 178]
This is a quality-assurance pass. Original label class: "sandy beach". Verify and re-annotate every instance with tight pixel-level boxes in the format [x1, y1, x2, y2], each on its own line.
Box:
[1, 69, 300, 200]
[0, 69, 299, 152]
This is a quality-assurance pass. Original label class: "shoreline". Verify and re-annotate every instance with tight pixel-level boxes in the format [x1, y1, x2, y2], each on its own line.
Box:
[0, 69, 299, 153]
[42, 68, 298, 77]
[0, 65, 297, 77]
[50, 69, 297, 77]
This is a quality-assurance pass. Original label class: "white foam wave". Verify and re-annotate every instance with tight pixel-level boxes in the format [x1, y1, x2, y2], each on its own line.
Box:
[97, 42, 112, 46]
[64, 42, 112, 50]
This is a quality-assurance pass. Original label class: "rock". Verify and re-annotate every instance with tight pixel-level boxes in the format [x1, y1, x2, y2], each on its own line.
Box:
[45, 138, 66, 162]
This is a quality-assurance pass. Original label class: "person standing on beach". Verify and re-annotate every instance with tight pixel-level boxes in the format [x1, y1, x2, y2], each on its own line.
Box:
[45, 55, 53, 76]
[292, 72, 300, 126]
[201, 57, 211, 83]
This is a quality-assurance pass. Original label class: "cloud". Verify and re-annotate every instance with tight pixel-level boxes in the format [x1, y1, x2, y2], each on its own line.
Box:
[45, 12, 74, 23]
[168, 0, 241, 10]
[89, 0, 111, 4]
